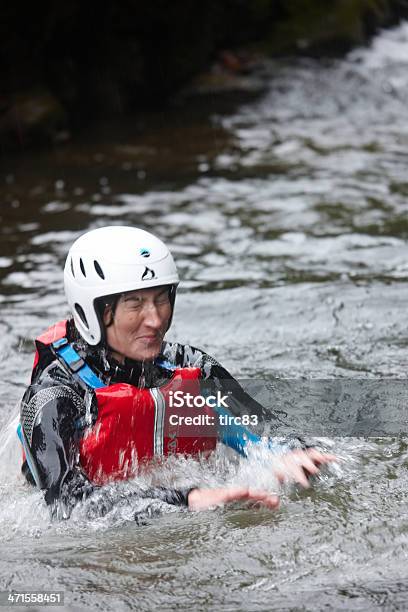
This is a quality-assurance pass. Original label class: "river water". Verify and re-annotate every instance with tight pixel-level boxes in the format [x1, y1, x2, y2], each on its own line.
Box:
[1, 22, 408, 611]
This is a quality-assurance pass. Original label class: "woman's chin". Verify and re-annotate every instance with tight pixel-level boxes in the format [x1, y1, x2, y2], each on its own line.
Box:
[127, 345, 161, 362]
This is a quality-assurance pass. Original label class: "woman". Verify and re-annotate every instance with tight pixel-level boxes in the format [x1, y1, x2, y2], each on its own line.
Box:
[18, 226, 334, 519]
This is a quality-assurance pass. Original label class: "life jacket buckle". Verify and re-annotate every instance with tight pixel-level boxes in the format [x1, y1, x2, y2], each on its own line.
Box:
[52, 337, 69, 349]
[69, 357, 85, 373]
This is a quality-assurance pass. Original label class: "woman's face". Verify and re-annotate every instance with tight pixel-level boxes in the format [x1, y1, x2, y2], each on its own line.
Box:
[103, 286, 172, 362]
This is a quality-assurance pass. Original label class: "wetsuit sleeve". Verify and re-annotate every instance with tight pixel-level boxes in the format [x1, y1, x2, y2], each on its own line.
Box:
[138, 486, 194, 506]
[199, 354, 304, 457]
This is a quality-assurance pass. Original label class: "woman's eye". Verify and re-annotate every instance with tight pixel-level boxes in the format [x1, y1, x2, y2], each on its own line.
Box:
[126, 299, 143, 309]
[156, 296, 169, 305]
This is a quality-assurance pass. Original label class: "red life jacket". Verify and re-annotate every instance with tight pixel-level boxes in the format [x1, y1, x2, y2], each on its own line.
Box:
[34, 321, 218, 485]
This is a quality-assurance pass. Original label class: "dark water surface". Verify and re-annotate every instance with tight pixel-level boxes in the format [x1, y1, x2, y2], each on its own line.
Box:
[1, 22, 408, 611]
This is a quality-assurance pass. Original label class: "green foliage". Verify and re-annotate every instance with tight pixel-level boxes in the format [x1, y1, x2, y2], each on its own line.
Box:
[263, 0, 392, 55]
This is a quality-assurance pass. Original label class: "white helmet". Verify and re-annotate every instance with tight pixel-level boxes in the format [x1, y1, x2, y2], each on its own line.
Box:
[64, 226, 179, 345]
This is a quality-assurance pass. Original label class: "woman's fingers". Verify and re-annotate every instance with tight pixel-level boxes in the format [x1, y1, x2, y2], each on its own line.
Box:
[187, 448, 339, 512]
[305, 448, 338, 464]
[245, 490, 280, 509]
[272, 448, 338, 488]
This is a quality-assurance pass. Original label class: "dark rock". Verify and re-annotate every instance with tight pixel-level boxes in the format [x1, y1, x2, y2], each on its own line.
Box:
[0, 90, 67, 150]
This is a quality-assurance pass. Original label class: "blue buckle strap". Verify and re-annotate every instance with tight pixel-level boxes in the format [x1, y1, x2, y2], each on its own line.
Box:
[52, 339, 106, 389]
[17, 422, 41, 488]
[154, 358, 177, 371]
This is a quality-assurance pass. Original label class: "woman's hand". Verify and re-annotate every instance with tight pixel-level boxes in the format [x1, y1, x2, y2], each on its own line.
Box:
[272, 448, 337, 488]
[186, 449, 337, 511]
[187, 487, 280, 511]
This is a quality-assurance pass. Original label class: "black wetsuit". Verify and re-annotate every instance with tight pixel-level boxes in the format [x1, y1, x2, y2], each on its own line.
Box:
[20, 320, 269, 520]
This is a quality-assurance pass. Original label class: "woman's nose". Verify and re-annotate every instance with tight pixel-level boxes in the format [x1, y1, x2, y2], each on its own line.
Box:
[142, 303, 163, 328]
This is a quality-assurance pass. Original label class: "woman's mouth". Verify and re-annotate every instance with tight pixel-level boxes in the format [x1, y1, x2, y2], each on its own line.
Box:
[137, 335, 159, 343]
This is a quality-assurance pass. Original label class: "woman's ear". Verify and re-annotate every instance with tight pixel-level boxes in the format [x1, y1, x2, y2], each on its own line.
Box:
[103, 304, 113, 327]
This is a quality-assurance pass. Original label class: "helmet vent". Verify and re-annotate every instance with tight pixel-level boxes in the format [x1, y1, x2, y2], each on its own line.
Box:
[74, 303, 89, 328]
[94, 260, 105, 279]
[79, 258, 86, 277]
[70, 257, 75, 277]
